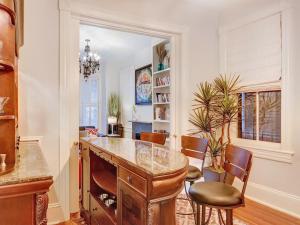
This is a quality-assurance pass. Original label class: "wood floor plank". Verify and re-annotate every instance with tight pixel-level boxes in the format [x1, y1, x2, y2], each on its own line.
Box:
[235, 198, 300, 225]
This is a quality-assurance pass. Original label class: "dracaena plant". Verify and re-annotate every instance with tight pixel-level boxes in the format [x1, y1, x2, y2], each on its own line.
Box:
[189, 74, 241, 171]
[108, 93, 121, 119]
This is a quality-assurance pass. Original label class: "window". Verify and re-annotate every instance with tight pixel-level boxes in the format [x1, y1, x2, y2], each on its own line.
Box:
[238, 90, 281, 143]
[80, 77, 99, 128]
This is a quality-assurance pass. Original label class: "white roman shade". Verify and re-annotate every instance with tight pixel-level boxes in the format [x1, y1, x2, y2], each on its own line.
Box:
[222, 13, 282, 84]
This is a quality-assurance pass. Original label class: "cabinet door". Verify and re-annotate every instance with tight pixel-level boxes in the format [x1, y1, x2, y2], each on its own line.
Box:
[82, 147, 90, 211]
[90, 195, 114, 225]
[118, 179, 147, 225]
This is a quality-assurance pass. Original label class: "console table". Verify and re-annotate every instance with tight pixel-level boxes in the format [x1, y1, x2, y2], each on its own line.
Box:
[80, 137, 188, 225]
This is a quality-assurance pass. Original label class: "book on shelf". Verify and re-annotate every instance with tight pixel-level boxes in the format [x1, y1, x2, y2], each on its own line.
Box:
[155, 76, 170, 86]
[154, 106, 170, 121]
[156, 93, 170, 103]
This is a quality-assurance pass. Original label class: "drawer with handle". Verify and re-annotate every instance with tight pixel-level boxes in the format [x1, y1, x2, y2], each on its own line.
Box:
[118, 166, 147, 196]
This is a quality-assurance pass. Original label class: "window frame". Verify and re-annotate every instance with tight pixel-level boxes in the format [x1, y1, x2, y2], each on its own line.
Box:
[219, 9, 294, 163]
[231, 80, 293, 163]
[80, 75, 99, 128]
[237, 82, 282, 144]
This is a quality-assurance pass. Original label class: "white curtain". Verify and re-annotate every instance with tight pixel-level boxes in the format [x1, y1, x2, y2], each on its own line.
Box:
[80, 75, 99, 128]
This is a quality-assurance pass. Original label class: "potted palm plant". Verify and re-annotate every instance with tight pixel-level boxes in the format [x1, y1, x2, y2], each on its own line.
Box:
[108, 93, 120, 124]
[189, 75, 240, 182]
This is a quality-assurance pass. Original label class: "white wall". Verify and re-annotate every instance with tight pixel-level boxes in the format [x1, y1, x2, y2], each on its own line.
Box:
[219, 0, 300, 218]
[19, 0, 216, 223]
[101, 60, 120, 134]
[119, 45, 154, 138]
[18, 0, 65, 222]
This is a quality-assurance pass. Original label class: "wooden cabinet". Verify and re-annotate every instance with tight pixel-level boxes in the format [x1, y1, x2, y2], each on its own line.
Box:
[80, 137, 188, 225]
[118, 166, 147, 197]
[90, 194, 115, 225]
[118, 180, 147, 225]
[81, 143, 90, 211]
[0, 0, 19, 171]
[0, 179, 53, 225]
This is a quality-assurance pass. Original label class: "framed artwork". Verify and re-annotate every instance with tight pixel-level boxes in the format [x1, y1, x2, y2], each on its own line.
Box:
[135, 64, 152, 105]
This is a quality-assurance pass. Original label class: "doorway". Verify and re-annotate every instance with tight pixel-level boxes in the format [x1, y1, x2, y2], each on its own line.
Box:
[79, 25, 172, 141]
[59, 6, 184, 220]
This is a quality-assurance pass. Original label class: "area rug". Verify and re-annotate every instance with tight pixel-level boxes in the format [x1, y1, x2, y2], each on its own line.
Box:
[176, 194, 247, 225]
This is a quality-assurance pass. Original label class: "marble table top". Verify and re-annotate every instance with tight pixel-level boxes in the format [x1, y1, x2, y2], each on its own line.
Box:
[81, 137, 188, 176]
[0, 142, 52, 186]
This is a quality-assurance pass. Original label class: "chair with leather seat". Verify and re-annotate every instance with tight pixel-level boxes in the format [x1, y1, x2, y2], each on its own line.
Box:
[177, 135, 209, 215]
[189, 145, 253, 225]
[140, 132, 167, 145]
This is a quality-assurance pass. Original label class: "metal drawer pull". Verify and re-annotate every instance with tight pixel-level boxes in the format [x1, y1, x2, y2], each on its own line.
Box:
[127, 175, 132, 184]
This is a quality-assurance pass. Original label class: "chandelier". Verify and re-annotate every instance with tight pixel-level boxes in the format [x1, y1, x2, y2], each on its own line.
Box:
[79, 39, 100, 80]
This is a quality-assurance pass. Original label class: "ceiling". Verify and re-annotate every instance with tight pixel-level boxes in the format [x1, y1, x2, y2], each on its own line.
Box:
[73, 0, 280, 26]
[80, 25, 163, 63]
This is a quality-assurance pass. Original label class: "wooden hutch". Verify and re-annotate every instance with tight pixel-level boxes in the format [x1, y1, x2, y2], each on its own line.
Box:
[0, 1, 53, 224]
[0, 0, 22, 174]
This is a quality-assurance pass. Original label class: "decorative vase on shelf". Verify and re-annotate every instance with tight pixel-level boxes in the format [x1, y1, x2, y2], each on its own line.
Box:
[157, 63, 164, 71]
[0, 97, 9, 115]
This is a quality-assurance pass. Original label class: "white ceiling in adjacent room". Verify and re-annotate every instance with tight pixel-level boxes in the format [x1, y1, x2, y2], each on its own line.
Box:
[80, 25, 163, 63]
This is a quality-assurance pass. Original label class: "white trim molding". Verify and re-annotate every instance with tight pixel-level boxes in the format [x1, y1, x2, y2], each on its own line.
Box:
[233, 138, 294, 163]
[219, 2, 295, 163]
[59, 0, 187, 221]
[20, 136, 43, 147]
[47, 202, 65, 225]
[246, 182, 300, 219]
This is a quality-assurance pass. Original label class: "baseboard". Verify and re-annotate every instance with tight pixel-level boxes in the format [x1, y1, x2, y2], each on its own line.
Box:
[246, 182, 300, 219]
[47, 202, 65, 224]
[20, 136, 43, 147]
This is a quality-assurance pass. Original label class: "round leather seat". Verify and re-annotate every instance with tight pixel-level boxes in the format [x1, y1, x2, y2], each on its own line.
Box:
[189, 182, 242, 207]
[186, 165, 202, 182]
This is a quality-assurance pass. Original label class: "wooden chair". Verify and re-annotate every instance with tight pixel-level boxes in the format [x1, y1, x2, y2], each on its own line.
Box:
[177, 135, 209, 215]
[189, 145, 253, 225]
[140, 132, 167, 145]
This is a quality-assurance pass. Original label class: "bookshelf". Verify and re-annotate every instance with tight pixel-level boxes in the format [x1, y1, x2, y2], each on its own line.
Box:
[152, 40, 171, 141]
[0, 2, 20, 169]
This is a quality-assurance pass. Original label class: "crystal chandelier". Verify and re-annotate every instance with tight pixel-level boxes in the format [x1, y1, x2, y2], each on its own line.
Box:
[79, 39, 100, 80]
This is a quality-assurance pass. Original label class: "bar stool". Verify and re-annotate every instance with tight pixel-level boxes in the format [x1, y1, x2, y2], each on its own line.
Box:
[177, 135, 209, 215]
[189, 145, 253, 225]
[140, 132, 167, 145]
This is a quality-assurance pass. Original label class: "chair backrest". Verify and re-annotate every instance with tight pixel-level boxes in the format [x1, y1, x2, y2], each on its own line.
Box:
[140, 132, 166, 145]
[224, 145, 253, 196]
[181, 135, 209, 170]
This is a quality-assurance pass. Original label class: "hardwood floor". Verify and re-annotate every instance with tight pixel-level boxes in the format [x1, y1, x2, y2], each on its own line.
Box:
[235, 198, 300, 225]
[57, 198, 300, 225]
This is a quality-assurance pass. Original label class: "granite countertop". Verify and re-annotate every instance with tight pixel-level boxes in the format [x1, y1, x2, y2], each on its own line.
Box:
[0, 142, 52, 186]
[81, 137, 188, 176]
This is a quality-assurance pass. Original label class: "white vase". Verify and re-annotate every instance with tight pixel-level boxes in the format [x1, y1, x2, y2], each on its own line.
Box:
[108, 116, 117, 124]
[0, 154, 6, 168]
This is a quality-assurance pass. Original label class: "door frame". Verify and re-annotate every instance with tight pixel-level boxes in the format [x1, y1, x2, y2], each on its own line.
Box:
[59, 0, 188, 221]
